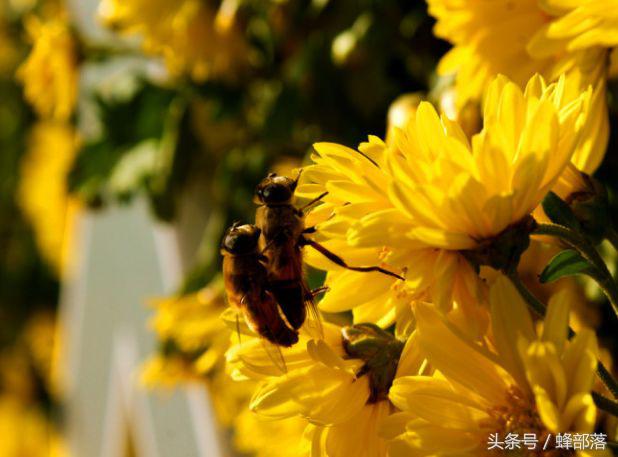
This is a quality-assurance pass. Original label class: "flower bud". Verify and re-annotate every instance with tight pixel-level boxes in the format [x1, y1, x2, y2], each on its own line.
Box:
[567, 175, 611, 244]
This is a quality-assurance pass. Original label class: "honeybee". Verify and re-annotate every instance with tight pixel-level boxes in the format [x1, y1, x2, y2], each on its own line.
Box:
[221, 223, 299, 348]
[254, 173, 404, 333]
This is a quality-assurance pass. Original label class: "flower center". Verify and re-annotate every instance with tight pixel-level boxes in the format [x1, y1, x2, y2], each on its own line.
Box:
[484, 386, 574, 456]
[341, 323, 404, 403]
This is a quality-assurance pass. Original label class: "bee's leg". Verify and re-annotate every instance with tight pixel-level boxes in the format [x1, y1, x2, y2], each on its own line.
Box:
[299, 236, 405, 281]
[235, 313, 243, 345]
[260, 237, 277, 255]
[260, 228, 293, 255]
[302, 226, 317, 234]
[299, 191, 328, 214]
[309, 286, 329, 297]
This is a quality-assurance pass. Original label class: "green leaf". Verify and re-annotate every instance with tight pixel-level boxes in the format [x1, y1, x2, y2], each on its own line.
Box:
[108, 140, 159, 200]
[542, 191, 581, 230]
[540, 249, 595, 283]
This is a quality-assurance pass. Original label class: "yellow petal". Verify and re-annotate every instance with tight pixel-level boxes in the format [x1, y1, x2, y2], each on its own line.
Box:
[389, 376, 486, 430]
[490, 275, 535, 389]
[542, 289, 570, 355]
[415, 302, 510, 405]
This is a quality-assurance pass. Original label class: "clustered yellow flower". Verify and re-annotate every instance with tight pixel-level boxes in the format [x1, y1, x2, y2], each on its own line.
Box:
[0, 396, 67, 457]
[427, 0, 614, 175]
[98, 0, 249, 81]
[0, 313, 67, 457]
[385, 277, 601, 456]
[18, 122, 80, 274]
[226, 322, 422, 456]
[297, 74, 588, 338]
[221, 51, 614, 457]
[141, 278, 230, 388]
[16, 7, 82, 276]
[141, 278, 316, 456]
[17, 14, 78, 121]
[137, 1, 618, 456]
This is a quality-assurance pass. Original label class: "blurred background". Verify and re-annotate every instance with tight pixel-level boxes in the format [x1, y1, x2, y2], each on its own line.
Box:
[0, 0, 616, 456]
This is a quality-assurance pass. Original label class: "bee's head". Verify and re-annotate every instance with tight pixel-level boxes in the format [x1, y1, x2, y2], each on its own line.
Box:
[221, 223, 261, 254]
[254, 173, 296, 205]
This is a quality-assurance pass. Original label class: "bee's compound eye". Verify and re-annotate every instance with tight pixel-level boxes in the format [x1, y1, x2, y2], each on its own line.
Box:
[223, 234, 239, 251]
[262, 184, 292, 203]
[261, 185, 273, 199]
[224, 225, 259, 254]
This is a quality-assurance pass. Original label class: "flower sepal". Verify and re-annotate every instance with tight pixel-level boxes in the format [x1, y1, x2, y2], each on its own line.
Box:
[462, 216, 538, 273]
[567, 178, 611, 245]
[342, 323, 404, 403]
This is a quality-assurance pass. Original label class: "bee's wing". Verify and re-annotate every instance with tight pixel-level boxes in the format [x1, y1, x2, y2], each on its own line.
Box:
[260, 339, 287, 373]
[303, 289, 324, 340]
[226, 305, 288, 375]
[220, 307, 253, 337]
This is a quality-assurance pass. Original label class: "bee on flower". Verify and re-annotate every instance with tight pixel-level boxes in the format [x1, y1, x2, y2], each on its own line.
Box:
[298, 73, 589, 336]
[384, 276, 604, 456]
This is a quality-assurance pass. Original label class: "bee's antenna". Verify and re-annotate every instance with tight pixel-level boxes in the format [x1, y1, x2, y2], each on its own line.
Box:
[299, 191, 328, 213]
[292, 169, 303, 190]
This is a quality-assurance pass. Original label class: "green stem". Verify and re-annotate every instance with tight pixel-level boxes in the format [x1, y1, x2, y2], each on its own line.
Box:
[534, 223, 618, 321]
[505, 269, 547, 319]
[607, 227, 618, 253]
[597, 362, 618, 400]
[592, 392, 618, 418]
[506, 270, 618, 405]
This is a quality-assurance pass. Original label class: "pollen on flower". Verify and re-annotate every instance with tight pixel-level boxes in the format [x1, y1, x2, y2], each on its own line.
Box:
[377, 246, 392, 262]
[483, 386, 570, 457]
[391, 280, 413, 301]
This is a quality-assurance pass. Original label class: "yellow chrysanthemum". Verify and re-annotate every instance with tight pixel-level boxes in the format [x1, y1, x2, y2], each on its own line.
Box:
[98, 0, 248, 81]
[427, 0, 610, 174]
[22, 311, 65, 399]
[18, 122, 80, 274]
[226, 322, 424, 457]
[16, 15, 78, 121]
[483, 239, 601, 332]
[0, 396, 67, 457]
[147, 277, 229, 376]
[532, 0, 618, 52]
[298, 74, 587, 330]
[233, 411, 310, 457]
[384, 276, 604, 456]
[140, 354, 204, 388]
[142, 277, 257, 431]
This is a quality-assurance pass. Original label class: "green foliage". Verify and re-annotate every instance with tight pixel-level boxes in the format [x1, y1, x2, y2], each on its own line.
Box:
[542, 191, 582, 231]
[66, 0, 446, 290]
[540, 249, 595, 283]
